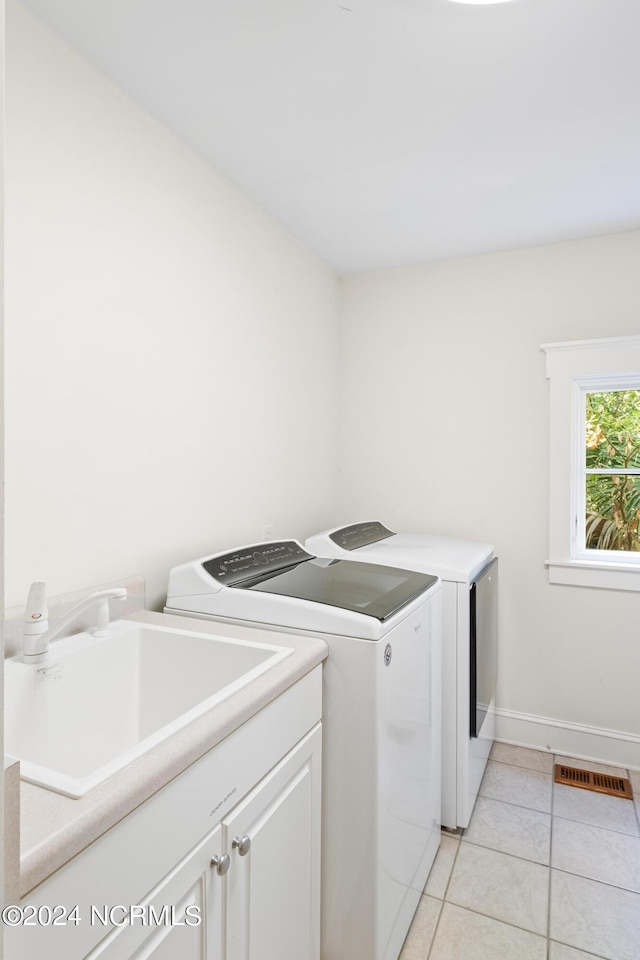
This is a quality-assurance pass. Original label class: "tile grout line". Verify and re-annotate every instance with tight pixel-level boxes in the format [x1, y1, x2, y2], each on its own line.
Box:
[551, 865, 640, 898]
[489, 754, 556, 776]
[461, 834, 549, 867]
[422, 896, 443, 960]
[478, 790, 552, 818]
[547, 755, 556, 960]
[424, 831, 462, 960]
[450, 764, 554, 954]
[440, 830, 463, 902]
[429, 898, 549, 944]
[481, 757, 554, 820]
[437, 820, 551, 946]
[552, 809, 640, 840]
[552, 940, 608, 960]
[457, 835, 552, 872]
[461, 787, 553, 866]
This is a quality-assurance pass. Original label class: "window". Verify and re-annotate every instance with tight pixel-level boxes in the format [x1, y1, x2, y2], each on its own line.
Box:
[583, 387, 640, 554]
[542, 336, 640, 590]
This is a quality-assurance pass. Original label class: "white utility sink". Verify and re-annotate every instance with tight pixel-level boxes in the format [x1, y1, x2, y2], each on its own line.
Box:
[5, 620, 293, 798]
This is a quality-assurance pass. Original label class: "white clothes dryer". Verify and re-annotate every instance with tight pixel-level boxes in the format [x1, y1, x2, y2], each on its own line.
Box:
[306, 522, 497, 830]
[165, 539, 442, 960]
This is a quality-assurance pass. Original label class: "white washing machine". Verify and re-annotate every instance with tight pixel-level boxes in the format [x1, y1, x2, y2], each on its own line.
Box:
[165, 540, 441, 960]
[306, 522, 497, 830]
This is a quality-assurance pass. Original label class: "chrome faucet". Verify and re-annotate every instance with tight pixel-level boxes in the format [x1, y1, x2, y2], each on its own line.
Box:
[23, 582, 128, 663]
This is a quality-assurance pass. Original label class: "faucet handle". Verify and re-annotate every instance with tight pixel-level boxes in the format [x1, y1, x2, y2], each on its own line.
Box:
[23, 581, 50, 661]
[93, 588, 128, 637]
[24, 581, 49, 633]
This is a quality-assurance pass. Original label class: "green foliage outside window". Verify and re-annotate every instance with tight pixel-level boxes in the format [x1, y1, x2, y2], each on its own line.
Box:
[585, 390, 640, 551]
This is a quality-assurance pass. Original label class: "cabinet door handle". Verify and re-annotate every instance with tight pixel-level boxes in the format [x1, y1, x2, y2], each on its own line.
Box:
[210, 854, 230, 876]
[232, 835, 251, 857]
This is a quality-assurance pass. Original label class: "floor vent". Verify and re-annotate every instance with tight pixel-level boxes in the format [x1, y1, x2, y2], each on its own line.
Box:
[554, 764, 634, 800]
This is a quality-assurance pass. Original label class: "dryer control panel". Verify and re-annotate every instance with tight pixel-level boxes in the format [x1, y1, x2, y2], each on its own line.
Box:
[329, 521, 395, 551]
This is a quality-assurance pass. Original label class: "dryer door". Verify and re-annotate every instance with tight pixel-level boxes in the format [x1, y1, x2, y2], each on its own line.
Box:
[470, 557, 498, 738]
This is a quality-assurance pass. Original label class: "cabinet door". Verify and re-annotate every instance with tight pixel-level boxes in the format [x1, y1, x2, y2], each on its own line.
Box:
[87, 824, 225, 960]
[223, 724, 321, 960]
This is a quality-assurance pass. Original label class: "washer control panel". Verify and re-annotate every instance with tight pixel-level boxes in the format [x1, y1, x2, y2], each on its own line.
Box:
[202, 540, 313, 586]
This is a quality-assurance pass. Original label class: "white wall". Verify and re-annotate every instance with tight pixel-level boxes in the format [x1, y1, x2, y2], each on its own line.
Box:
[4, 1, 340, 610]
[339, 231, 640, 752]
[5, 2, 640, 764]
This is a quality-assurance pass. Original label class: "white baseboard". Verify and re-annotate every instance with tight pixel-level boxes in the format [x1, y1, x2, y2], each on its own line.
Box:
[495, 707, 640, 773]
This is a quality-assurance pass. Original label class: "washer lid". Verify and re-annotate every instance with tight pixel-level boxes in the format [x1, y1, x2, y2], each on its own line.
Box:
[202, 540, 437, 622]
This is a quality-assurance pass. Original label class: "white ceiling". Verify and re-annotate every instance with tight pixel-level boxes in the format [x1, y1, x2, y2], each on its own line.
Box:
[17, 0, 640, 274]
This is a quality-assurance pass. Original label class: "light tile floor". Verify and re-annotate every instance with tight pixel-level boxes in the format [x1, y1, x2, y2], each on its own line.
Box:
[400, 744, 640, 960]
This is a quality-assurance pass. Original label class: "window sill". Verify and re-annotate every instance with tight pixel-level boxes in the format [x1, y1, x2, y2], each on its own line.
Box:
[546, 559, 640, 591]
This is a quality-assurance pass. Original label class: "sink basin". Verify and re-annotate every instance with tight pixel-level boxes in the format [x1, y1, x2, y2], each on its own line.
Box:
[5, 619, 293, 798]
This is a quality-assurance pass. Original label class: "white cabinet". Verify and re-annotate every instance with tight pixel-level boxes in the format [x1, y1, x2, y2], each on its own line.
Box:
[89, 726, 321, 960]
[6, 668, 321, 960]
[89, 824, 223, 960]
[223, 728, 320, 960]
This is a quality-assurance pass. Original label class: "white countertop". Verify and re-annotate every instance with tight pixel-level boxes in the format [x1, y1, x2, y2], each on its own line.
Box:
[17, 609, 327, 897]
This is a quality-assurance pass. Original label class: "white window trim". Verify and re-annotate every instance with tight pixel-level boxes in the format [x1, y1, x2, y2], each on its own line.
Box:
[542, 335, 640, 591]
